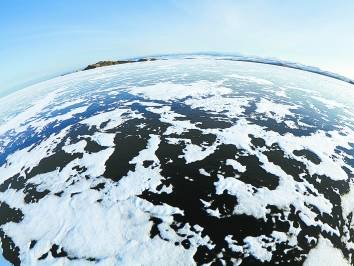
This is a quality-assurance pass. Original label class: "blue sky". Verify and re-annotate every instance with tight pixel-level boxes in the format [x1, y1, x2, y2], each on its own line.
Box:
[1, 0, 354, 96]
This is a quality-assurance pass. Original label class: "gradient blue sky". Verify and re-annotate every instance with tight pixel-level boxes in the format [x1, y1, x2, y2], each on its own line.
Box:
[1, 0, 354, 96]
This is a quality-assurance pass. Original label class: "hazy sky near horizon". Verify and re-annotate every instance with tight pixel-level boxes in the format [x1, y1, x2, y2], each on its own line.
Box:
[1, 0, 354, 96]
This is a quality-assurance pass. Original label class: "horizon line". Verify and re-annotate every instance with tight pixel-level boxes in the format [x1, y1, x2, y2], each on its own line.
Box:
[1, 51, 353, 99]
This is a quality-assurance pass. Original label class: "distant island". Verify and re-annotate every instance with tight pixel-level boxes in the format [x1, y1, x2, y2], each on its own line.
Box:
[83, 58, 157, 70]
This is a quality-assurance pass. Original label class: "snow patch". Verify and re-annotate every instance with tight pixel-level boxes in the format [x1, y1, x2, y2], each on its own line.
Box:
[128, 80, 232, 101]
[304, 237, 350, 266]
[226, 159, 246, 173]
[255, 98, 298, 123]
[228, 74, 273, 86]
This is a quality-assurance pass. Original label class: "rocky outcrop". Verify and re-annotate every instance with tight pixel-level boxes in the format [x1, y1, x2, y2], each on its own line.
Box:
[83, 58, 157, 71]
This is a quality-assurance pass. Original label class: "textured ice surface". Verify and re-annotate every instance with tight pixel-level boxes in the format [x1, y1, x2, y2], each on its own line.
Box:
[0, 57, 354, 265]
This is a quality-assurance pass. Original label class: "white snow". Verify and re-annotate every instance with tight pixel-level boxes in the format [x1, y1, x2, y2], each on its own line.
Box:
[243, 236, 272, 262]
[90, 132, 116, 147]
[225, 235, 243, 253]
[284, 120, 297, 129]
[0, 130, 199, 265]
[80, 108, 142, 130]
[0, 89, 61, 136]
[228, 74, 274, 86]
[243, 232, 295, 263]
[211, 118, 338, 236]
[341, 184, 354, 254]
[146, 105, 197, 135]
[114, 134, 163, 200]
[29, 105, 89, 133]
[199, 168, 211, 176]
[226, 159, 246, 172]
[304, 237, 350, 266]
[0, 127, 71, 184]
[0, 189, 195, 265]
[62, 140, 87, 154]
[185, 96, 250, 118]
[342, 184, 354, 222]
[128, 80, 232, 101]
[182, 143, 217, 163]
[255, 98, 298, 123]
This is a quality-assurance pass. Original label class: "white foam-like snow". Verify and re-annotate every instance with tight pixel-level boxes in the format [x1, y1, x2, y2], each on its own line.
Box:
[28, 105, 89, 134]
[226, 159, 246, 173]
[182, 143, 217, 164]
[243, 232, 294, 263]
[128, 80, 232, 101]
[146, 106, 197, 135]
[113, 134, 164, 200]
[225, 235, 243, 253]
[0, 189, 195, 265]
[255, 98, 298, 123]
[342, 184, 354, 222]
[199, 168, 211, 176]
[185, 96, 250, 119]
[80, 108, 142, 130]
[29, 146, 114, 195]
[284, 120, 297, 129]
[228, 74, 274, 86]
[341, 184, 354, 254]
[0, 130, 200, 265]
[243, 236, 272, 262]
[62, 140, 87, 154]
[211, 119, 337, 235]
[276, 129, 354, 181]
[210, 118, 353, 182]
[90, 132, 116, 147]
[0, 127, 71, 184]
[0, 89, 61, 136]
[303, 237, 350, 266]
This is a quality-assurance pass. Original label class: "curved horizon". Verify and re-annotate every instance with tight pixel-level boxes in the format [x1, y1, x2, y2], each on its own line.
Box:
[1, 52, 353, 99]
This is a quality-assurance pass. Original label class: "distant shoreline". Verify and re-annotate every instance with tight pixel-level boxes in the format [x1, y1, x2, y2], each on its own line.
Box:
[82, 54, 354, 86]
[218, 57, 354, 86]
[2, 53, 353, 99]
